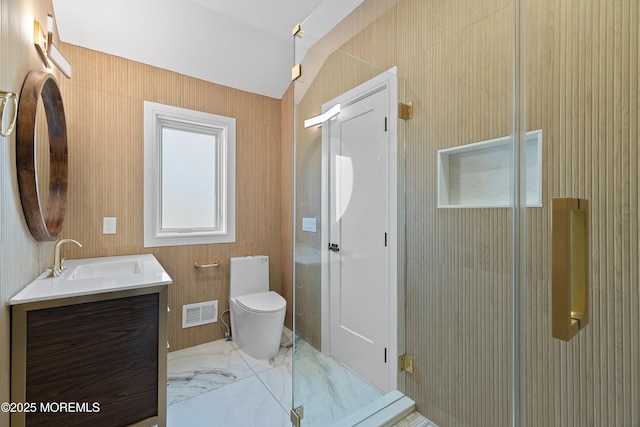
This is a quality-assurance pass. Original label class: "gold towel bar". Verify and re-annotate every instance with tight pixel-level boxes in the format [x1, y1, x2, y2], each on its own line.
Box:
[194, 261, 220, 269]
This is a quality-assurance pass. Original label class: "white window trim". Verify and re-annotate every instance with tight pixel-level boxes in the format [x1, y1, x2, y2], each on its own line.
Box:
[144, 101, 236, 247]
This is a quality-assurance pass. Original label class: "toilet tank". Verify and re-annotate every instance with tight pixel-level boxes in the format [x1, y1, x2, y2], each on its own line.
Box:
[229, 256, 269, 298]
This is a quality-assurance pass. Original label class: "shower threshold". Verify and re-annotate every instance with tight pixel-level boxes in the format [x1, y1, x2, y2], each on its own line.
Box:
[332, 390, 415, 426]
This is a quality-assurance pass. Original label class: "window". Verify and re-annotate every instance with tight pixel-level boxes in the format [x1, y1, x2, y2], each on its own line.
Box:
[144, 101, 235, 247]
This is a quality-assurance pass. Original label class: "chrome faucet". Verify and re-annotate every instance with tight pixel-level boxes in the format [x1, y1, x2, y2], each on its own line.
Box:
[52, 239, 82, 277]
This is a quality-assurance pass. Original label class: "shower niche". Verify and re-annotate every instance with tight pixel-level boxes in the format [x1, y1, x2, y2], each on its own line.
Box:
[437, 130, 542, 208]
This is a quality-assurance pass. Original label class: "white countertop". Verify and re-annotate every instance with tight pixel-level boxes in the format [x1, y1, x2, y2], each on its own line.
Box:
[10, 254, 172, 305]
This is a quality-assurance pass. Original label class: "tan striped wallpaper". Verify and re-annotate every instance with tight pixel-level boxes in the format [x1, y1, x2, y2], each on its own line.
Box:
[525, 0, 639, 425]
[296, 0, 639, 425]
[57, 45, 293, 352]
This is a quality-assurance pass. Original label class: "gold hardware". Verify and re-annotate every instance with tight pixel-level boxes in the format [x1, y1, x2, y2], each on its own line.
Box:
[51, 239, 82, 277]
[34, 21, 49, 66]
[0, 90, 18, 137]
[552, 197, 589, 341]
[292, 63, 302, 82]
[194, 262, 220, 269]
[292, 23, 303, 37]
[291, 406, 304, 427]
[399, 355, 413, 373]
[398, 102, 413, 120]
[33, 19, 72, 79]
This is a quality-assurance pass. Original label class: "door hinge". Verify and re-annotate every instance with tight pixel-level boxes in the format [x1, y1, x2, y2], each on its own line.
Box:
[399, 355, 413, 373]
[292, 23, 304, 38]
[292, 63, 302, 81]
[398, 102, 413, 120]
[291, 406, 304, 427]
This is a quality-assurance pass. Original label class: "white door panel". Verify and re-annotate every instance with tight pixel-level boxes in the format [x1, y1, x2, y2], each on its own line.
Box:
[329, 87, 389, 391]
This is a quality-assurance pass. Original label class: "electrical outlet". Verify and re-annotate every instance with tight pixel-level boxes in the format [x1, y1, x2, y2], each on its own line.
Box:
[103, 217, 116, 234]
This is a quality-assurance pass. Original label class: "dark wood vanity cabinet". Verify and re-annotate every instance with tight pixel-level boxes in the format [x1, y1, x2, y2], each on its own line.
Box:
[11, 286, 167, 427]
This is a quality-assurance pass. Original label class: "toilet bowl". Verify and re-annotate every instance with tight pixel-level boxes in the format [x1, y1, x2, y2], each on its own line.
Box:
[229, 256, 286, 359]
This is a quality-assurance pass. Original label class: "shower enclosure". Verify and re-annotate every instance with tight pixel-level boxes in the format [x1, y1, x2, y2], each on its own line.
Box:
[292, 0, 639, 425]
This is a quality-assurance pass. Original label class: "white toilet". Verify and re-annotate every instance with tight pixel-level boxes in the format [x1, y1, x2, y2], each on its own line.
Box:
[229, 255, 286, 359]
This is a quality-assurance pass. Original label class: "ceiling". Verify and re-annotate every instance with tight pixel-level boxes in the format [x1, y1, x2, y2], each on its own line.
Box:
[51, 0, 364, 99]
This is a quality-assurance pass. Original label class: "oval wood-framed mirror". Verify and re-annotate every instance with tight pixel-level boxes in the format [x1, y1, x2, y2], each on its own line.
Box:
[16, 71, 68, 241]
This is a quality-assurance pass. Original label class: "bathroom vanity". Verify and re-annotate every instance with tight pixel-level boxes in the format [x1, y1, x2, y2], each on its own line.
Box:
[9, 254, 172, 427]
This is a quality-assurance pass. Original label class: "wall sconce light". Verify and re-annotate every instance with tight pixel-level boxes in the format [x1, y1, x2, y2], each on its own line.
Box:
[46, 15, 72, 78]
[33, 16, 72, 79]
[47, 43, 72, 79]
[304, 104, 341, 128]
[33, 20, 49, 66]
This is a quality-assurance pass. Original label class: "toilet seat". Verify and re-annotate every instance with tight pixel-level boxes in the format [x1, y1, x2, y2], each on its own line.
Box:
[234, 291, 285, 314]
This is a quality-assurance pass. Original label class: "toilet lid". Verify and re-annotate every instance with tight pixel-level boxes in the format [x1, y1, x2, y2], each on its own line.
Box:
[235, 291, 286, 313]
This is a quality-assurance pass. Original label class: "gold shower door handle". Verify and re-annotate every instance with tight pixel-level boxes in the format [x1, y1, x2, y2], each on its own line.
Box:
[552, 198, 589, 341]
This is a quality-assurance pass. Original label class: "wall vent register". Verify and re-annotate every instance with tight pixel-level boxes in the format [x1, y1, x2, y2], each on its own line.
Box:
[182, 300, 218, 328]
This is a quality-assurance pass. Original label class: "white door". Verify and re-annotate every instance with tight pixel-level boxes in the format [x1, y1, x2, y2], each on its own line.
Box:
[327, 86, 390, 391]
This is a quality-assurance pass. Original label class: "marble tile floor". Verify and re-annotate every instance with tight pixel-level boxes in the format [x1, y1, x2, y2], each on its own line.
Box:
[165, 330, 438, 427]
[166, 330, 384, 427]
[166, 337, 290, 426]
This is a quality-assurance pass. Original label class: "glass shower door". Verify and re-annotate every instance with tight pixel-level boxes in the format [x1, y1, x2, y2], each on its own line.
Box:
[523, 0, 640, 425]
[292, 24, 409, 425]
[400, 3, 518, 425]
[292, 1, 517, 426]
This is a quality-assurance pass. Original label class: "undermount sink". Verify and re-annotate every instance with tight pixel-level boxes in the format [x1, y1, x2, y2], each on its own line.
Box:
[67, 260, 141, 280]
[10, 254, 172, 305]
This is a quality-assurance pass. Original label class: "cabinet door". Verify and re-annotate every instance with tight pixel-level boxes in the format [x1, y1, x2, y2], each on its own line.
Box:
[22, 293, 159, 427]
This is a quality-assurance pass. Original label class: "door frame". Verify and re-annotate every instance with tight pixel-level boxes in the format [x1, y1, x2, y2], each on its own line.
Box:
[320, 67, 398, 392]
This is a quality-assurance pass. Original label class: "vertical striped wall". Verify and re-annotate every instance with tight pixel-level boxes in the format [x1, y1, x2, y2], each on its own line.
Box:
[58, 45, 292, 352]
[526, 0, 639, 425]
[281, 84, 295, 331]
[296, 0, 639, 425]
[401, 2, 514, 425]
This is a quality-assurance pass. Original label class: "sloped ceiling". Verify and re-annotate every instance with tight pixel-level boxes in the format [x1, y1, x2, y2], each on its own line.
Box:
[52, 0, 364, 99]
